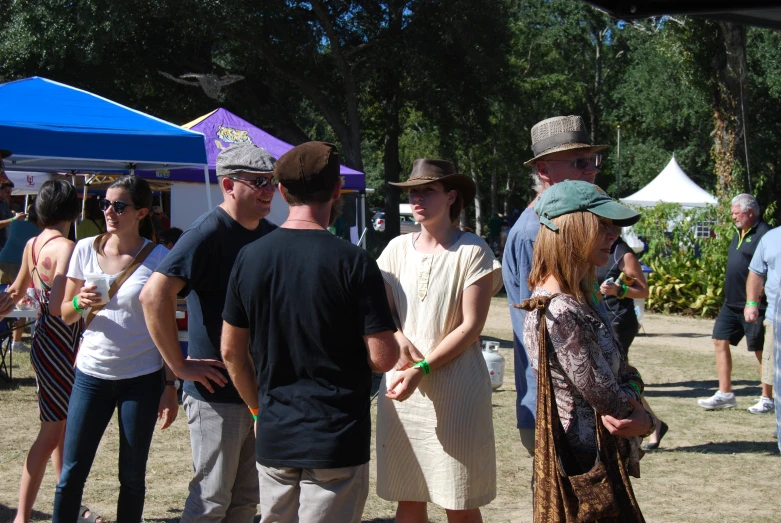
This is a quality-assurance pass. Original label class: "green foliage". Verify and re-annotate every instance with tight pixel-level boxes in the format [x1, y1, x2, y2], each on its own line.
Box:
[631, 201, 732, 317]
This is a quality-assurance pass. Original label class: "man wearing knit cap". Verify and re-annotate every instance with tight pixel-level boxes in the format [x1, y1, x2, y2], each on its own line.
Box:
[141, 144, 278, 522]
[222, 142, 399, 523]
[502, 116, 606, 456]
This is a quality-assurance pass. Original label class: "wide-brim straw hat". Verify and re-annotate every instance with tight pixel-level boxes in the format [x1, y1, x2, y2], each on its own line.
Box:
[389, 158, 476, 205]
[524, 115, 608, 167]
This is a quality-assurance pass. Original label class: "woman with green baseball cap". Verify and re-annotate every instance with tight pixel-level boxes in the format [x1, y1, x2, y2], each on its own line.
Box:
[517, 180, 649, 521]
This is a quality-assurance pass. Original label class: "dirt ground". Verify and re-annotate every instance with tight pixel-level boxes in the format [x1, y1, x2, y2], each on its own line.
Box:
[1, 297, 779, 522]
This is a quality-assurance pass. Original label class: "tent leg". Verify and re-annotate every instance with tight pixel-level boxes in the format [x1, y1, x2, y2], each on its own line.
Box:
[360, 191, 366, 249]
[72, 175, 78, 239]
[204, 166, 213, 210]
[82, 182, 88, 222]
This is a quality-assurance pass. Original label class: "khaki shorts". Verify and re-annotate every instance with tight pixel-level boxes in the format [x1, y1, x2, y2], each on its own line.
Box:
[258, 462, 369, 523]
[762, 320, 775, 386]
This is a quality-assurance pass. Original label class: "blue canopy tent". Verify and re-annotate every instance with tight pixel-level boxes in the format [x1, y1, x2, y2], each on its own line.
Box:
[0, 77, 211, 205]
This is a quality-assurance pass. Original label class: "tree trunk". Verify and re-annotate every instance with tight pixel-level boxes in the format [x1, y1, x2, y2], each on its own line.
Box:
[504, 172, 514, 216]
[382, 2, 403, 239]
[469, 152, 483, 236]
[712, 22, 749, 194]
[491, 147, 498, 215]
[310, 0, 363, 171]
[383, 86, 401, 239]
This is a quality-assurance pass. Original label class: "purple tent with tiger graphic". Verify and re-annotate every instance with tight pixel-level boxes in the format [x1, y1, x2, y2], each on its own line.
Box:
[136, 107, 365, 190]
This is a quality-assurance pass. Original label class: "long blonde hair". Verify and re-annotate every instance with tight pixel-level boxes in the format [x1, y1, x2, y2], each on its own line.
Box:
[528, 211, 602, 304]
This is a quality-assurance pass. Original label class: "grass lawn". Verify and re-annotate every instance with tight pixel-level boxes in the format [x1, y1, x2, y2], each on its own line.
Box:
[1, 296, 779, 522]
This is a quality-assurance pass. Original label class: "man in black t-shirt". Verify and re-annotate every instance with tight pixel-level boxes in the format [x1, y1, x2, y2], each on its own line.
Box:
[222, 142, 398, 523]
[140, 144, 278, 522]
[698, 194, 771, 411]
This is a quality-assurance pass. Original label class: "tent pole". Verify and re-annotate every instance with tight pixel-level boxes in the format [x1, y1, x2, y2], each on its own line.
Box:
[82, 179, 88, 222]
[72, 174, 78, 239]
[616, 124, 621, 199]
[24, 194, 29, 213]
[360, 191, 366, 249]
[204, 166, 213, 210]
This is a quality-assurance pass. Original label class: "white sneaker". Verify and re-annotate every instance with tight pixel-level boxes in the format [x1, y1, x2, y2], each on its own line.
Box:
[697, 391, 737, 410]
[12, 341, 30, 353]
[747, 397, 775, 414]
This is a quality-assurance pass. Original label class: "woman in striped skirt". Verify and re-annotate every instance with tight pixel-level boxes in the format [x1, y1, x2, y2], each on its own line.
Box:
[0, 180, 83, 523]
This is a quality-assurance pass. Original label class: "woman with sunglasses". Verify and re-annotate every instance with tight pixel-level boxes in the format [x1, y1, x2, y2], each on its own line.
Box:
[0, 181, 82, 523]
[52, 176, 174, 523]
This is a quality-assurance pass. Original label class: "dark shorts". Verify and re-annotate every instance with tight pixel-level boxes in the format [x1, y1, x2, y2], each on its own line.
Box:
[712, 305, 765, 351]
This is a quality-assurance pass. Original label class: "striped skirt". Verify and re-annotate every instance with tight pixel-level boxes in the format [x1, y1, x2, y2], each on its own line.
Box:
[30, 312, 81, 422]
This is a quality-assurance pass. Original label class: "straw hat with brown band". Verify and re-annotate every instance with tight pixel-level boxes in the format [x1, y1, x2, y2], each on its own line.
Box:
[389, 158, 476, 206]
[524, 115, 608, 167]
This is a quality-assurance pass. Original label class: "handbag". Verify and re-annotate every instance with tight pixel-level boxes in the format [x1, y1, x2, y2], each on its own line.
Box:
[83, 236, 155, 330]
[519, 294, 644, 523]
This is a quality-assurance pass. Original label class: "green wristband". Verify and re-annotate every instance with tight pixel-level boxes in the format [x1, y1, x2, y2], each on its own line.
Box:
[72, 295, 84, 313]
[627, 381, 641, 396]
[619, 284, 629, 299]
[10, 216, 15, 222]
[746, 301, 758, 307]
[251, 413, 258, 421]
[413, 360, 431, 375]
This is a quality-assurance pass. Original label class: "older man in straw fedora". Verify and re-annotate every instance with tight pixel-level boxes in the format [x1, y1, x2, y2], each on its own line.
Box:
[502, 115, 607, 456]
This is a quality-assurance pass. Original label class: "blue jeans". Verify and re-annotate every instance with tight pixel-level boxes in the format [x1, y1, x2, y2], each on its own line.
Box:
[52, 367, 163, 523]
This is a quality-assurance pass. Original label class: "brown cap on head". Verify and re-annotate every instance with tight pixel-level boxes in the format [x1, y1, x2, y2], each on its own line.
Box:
[274, 141, 340, 193]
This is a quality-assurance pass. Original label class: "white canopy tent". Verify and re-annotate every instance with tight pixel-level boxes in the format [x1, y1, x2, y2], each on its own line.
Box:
[621, 156, 717, 208]
[621, 156, 717, 252]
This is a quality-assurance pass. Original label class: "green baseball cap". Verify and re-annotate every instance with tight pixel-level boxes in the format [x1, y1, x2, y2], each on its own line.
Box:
[534, 180, 641, 231]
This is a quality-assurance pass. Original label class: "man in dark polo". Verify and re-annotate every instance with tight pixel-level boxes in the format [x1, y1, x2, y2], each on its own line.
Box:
[698, 193, 771, 410]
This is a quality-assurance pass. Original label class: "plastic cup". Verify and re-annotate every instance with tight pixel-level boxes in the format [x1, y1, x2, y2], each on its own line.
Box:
[84, 274, 111, 306]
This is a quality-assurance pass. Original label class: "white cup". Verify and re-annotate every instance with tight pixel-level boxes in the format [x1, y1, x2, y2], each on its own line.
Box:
[84, 274, 111, 306]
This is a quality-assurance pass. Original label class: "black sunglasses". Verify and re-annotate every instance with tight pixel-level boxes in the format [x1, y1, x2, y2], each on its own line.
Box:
[545, 154, 603, 170]
[99, 199, 141, 215]
[228, 175, 278, 189]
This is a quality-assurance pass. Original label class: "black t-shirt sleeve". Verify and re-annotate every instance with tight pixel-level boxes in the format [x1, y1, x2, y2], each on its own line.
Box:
[357, 254, 397, 336]
[223, 248, 249, 329]
[154, 228, 211, 297]
[614, 238, 633, 261]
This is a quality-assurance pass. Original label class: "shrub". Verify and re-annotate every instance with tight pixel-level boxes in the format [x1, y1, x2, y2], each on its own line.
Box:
[630, 202, 732, 317]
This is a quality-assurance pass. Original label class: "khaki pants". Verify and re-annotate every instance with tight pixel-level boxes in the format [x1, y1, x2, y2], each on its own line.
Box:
[258, 463, 369, 523]
[762, 320, 775, 386]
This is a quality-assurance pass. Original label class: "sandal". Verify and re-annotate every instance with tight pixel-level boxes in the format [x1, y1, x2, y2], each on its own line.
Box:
[78, 505, 105, 523]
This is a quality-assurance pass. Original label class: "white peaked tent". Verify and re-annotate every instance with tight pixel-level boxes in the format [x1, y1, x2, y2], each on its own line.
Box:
[622, 156, 717, 208]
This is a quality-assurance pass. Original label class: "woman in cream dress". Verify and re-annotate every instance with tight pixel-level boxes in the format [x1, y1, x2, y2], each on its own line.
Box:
[376, 159, 502, 523]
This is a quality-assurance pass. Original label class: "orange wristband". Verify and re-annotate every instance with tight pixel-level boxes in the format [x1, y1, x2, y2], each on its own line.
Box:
[248, 407, 259, 420]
